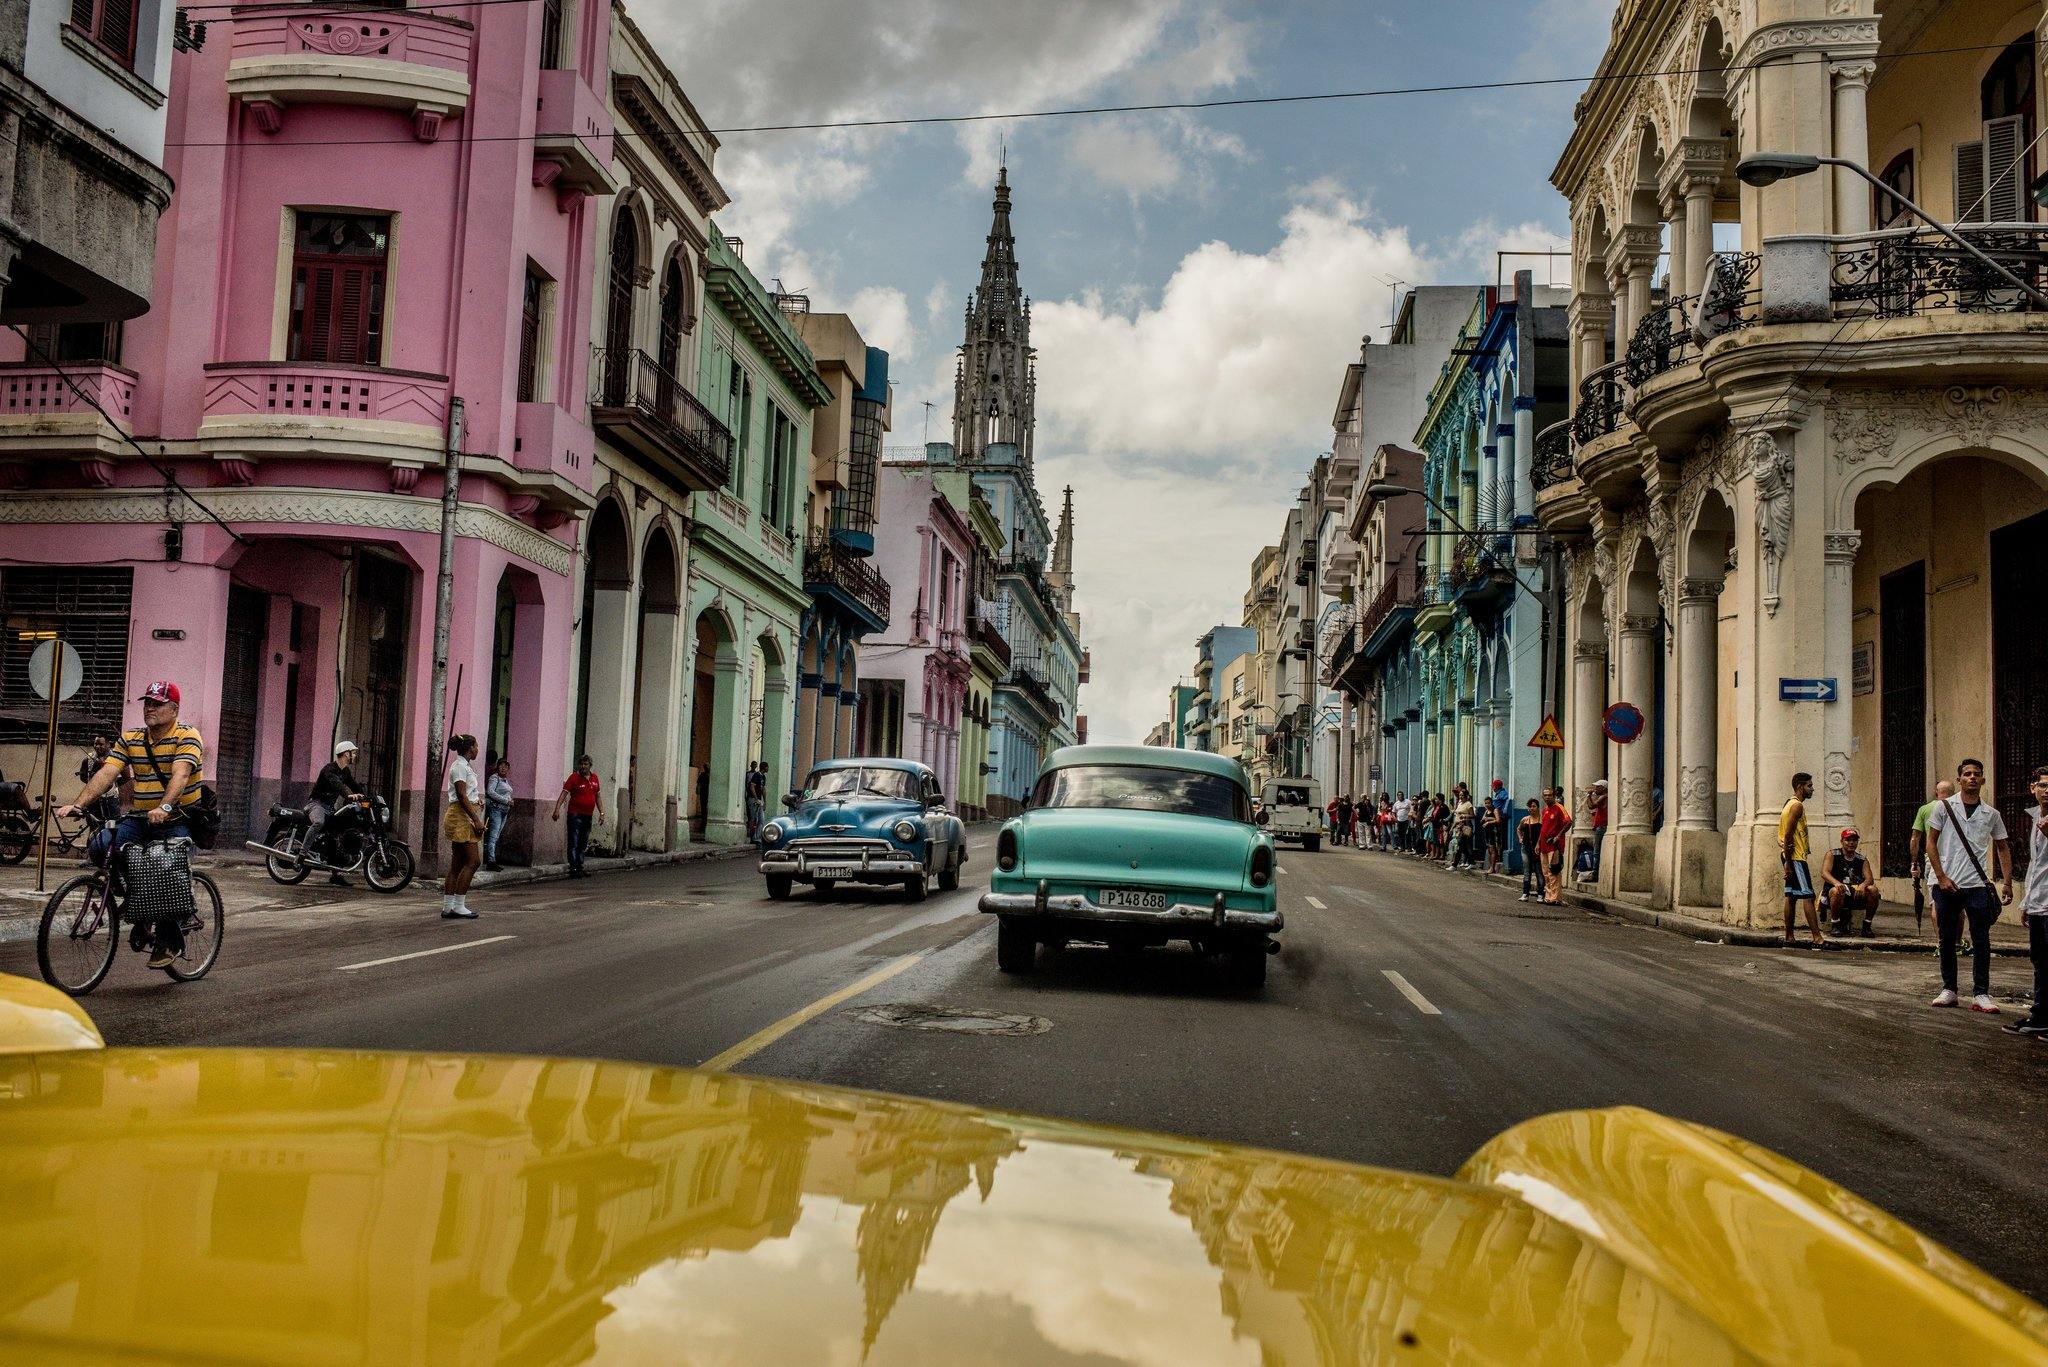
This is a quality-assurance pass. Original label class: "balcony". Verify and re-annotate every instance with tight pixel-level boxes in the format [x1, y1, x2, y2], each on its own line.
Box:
[1356, 576, 1421, 665]
[533, 68, 618, 200]
[1005, 663, 1058, 717]
[226, 6, 472, 141]
[999, 556, 1061, 619]
[803, 533, 890, 632]
[1826, 224, 2048, 321]
[590, 348, 731, 494]
[0, 362, 137, 462]
[968, 613, 1011, 669]
[198, 361, 449, 470]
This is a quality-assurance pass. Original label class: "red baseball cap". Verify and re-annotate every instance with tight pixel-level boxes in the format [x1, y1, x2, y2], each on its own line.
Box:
[1840, 828, 1860, 842]
[137, 680, 180, 705]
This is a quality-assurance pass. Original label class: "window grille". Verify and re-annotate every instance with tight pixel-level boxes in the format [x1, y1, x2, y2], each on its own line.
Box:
[0, 567, 134, 744]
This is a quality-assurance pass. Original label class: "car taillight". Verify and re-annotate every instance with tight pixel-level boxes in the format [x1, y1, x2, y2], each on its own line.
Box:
[1250, 843, 1272, 888]
[997, 828, 1018, 871]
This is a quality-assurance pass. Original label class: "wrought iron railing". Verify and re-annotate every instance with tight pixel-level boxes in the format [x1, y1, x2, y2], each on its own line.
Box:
[1830, 224, 2048, 318]
[968, 612, 1011, 667]
[1007, 662, 1057, 713]
[1622, 293, 1699, 386]
[1698, 251, 1760, 335]
[1571, 361, 1627, 446]
[803, 533, 891, 623]
[1532, 419, 1574, 492]
[591, 347, 732, 485]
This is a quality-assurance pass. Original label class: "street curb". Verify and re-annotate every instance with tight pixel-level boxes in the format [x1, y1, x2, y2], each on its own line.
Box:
[1333, 846, 2030, 957]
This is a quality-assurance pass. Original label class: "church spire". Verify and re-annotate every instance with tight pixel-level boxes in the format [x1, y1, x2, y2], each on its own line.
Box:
[1051, 485, 1074, 575]
[951, 168, 1035, 467]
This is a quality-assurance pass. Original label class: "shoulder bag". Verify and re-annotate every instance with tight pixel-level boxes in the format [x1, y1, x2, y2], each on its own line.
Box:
[141, 738, 221, 850]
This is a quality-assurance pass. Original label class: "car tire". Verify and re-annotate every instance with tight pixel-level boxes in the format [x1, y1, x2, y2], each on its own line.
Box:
[902, 871, 927, 902]
[937, 853, 961, 892]
[766, 873, 793, 901]
[996, 918, 1036, 973]
[1304, 836, 1322, 852]
[1224, 942, 1267, 992]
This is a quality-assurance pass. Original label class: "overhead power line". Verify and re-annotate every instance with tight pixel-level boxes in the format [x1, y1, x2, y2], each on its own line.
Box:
[161, 41, 2019, 151]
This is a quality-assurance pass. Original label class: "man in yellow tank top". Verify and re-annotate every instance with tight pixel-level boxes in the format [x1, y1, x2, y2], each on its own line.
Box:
[1779, 771, 1821, 948]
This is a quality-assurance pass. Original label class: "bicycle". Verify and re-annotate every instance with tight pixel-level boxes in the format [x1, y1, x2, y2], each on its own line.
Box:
[37, 816, 224, 995]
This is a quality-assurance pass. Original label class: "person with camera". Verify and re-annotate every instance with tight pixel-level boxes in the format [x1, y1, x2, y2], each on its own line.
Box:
[56, 681, 202, 968]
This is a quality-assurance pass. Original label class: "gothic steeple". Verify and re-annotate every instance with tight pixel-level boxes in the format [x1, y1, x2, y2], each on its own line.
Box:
[952, 167, 1036, 467]
[1047, 485, 1077, 624]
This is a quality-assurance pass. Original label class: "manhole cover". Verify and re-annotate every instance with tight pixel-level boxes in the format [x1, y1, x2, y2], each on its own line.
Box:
[846, 1003, 1051, 1036]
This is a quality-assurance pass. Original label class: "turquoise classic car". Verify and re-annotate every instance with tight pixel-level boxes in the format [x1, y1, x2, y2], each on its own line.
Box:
[979, 744, 1280, 989]
[758, 757, 967, 902]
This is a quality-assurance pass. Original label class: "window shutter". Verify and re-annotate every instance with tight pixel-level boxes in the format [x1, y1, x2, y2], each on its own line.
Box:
[69, 0, 92, 30]
[302, 265, 337, 362]
[1983, 115, 2028, 221]
[334, 266, 365, 363]
[99, 0, 135, 58]
[1955, 139, 1986, 221]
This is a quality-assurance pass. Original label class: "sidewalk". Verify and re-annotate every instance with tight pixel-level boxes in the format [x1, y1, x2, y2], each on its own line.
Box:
[0, 838, 755, 944]
[1324, 841, 2031, 956]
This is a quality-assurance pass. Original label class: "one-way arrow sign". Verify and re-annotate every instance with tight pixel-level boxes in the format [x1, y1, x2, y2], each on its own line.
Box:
[1779, 677, 1839, 703]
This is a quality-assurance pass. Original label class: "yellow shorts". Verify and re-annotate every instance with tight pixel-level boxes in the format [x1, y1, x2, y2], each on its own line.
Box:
[442, 803, 482, 844]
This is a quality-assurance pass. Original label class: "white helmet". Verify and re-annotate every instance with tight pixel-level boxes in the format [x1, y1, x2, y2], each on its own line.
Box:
[334, 740, 360, 758]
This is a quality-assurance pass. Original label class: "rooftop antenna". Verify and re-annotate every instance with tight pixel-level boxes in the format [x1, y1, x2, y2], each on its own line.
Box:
[922, 400, 935, 444]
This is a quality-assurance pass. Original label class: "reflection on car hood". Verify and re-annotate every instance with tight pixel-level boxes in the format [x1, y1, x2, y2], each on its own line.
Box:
[3, 1049, 2044, 1364]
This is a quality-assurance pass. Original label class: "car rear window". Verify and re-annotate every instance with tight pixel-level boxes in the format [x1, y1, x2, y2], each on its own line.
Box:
[1274, 785, 1311, 806]
[1031, 765, 1250, 823]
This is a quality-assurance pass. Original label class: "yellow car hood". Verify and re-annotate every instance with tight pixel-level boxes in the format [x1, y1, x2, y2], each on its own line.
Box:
[0, 1047, 2043, 1366]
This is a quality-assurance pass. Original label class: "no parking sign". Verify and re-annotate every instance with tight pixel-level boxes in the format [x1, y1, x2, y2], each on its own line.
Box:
[1602, 702, 1645, 745]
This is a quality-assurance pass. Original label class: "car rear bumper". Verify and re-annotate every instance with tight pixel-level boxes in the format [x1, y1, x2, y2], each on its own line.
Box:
[979, 885, 1282, 932]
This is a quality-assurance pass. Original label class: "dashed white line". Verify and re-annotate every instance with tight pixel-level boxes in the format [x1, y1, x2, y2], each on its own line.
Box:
[337, 935, 516, 972]
[1277, 865, 1289, 876]
[1305, 895, 1328, 910]
[1381, 968, 1442, 1016]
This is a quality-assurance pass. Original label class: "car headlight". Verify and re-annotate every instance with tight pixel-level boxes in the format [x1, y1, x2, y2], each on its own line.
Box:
[762, 821, 785, 843]
[891, 819, 920, 842]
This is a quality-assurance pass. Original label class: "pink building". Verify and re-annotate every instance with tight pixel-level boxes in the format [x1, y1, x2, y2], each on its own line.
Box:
[0, 0, 618, 858]
[859, 465, 972, 781]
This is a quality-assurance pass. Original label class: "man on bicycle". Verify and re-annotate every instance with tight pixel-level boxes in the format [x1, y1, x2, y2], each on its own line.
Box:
[57, 680, 203, 968]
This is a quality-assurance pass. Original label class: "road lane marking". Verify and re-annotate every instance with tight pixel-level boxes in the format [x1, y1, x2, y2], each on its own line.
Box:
[700, 951, 929, 1073]
[336, 935, 516, 972]
[1277, 865, 1289, 875]
[1305, 895, 1328, 910]
[1381, 969, 1442, 1016]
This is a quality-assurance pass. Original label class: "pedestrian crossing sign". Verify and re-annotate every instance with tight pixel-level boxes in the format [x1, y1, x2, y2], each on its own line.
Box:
[1527, 714, 1565, 750]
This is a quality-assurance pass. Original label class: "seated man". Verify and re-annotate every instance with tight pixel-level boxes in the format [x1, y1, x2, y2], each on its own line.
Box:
[1822, 828, 1881, 937]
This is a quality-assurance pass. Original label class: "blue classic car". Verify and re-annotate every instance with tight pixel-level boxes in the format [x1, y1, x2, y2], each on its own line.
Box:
[979, 745, 1281, 990]
[758, 758, 968, 901]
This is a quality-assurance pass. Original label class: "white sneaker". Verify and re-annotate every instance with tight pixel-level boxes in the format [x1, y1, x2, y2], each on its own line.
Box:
[1970, 994, 2001, 1014]
[1931, 989, 1959, 1007]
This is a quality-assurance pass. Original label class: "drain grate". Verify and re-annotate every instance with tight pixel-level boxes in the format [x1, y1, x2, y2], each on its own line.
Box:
[846, 1002, 1052, 1036]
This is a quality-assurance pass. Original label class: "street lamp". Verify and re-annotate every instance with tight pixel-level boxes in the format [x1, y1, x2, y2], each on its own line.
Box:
[1366, 480, 1543, 601]
[1733, 151, 2048, 311]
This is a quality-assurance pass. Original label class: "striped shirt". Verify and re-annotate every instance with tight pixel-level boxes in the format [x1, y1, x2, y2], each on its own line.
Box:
[105, 724, 205, 809]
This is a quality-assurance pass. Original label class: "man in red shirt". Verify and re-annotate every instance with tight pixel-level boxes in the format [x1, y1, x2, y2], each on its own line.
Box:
[551, 754, 605, 878]
[1536, 786, 1572, 905]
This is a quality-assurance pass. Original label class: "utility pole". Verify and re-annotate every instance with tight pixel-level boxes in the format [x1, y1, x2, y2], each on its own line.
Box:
[423, 397, 464, 865]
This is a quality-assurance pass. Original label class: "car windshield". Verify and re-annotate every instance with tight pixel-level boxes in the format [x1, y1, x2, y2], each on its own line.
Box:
[1274, 784, 1311, 806]
[805, 767, 918, 801]
[1031, 764, 1250, 823]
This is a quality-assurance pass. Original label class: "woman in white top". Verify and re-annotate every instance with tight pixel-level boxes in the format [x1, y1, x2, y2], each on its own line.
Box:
[440, 734, 485, 919]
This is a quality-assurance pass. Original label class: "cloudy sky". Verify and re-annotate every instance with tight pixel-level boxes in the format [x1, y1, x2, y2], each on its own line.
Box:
[636, 0, 1609, 742]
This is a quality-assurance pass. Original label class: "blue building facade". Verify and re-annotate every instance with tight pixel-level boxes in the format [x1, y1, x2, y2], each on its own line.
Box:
[1187, 624, 1255, 752]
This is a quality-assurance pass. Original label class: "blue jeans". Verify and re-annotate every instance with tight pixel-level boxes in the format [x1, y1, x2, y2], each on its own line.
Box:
[566, 813, 591, 871]
[89, 813, 189, 955]
[484, 804, 510, 864]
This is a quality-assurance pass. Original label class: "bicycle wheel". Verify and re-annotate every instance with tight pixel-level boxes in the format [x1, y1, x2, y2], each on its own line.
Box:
[0, 814, 31, 866]
[164, 872, 224, 982]
[363, 839, 415, 894]
[37, 875, 119, 996]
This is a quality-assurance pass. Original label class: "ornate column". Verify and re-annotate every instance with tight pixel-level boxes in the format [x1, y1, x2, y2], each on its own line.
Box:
[1830, 61, 1876, 236]
[1675, 577, 1723, 830]
[1604, 255, 1634, 345]
[1457, 699, 1476, 795]
[1571, 639, 1607, 840]
[1614, 613, 1660, 835]
[1569, 295, 1613, 390]
[1661, 186, 1688, 305]
[1822, 530, 1861, 823]
[1481, 443, 1499, 530]
[1488, 701, 1509, 789]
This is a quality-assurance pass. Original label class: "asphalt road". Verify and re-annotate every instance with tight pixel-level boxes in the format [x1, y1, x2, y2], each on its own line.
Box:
[5, 831, 2045, 1301]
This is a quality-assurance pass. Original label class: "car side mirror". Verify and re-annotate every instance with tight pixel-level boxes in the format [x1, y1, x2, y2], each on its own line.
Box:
[782, 791, 802, 810]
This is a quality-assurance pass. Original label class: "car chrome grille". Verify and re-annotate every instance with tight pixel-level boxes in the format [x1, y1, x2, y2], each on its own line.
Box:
[788, 838, 895, 860]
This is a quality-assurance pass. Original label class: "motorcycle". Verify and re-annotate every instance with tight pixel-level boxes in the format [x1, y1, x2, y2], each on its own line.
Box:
[249, 794, 415, 893]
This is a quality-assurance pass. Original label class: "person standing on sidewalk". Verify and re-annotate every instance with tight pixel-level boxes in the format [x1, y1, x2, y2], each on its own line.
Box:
[744, 762, 767, 840]
[439, 735, 484, 920]
[483, 757, 514, 872]
[1537, 787, 1571, 904]
[552, 755, 603, 878]
[2002, 767, 2048, 1039]
[1926, 757, 2013, 1012]
[1779, 772, 1823, 948]
[1517, 798, 1543, 900]
[1485, 779, 1510, 875]
[1586, 780, 1608, 877]
[1451, 787, 1475, 869]
[1910, 779, 1956, 920]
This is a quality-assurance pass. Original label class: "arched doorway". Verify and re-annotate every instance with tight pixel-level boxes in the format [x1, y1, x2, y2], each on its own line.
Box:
[602, 211, 639, 406]
[574, 500, 633, 838]
[754, 631, 790, 807]
[486, 564, 546, 865]
[687, 604, 741, 843]
[630, 527, 680, 851]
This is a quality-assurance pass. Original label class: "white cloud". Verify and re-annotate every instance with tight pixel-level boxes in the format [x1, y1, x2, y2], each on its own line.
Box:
[845, 286, 915, 357]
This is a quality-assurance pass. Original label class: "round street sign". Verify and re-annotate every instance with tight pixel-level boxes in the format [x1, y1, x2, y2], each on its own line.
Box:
[28, 639, 83, 702]
[1602, 701, 1645, 745]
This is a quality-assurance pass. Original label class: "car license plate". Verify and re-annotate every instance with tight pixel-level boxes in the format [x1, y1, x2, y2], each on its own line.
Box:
[1101, 888, 1169, 910]
[810, 863, 857, 878]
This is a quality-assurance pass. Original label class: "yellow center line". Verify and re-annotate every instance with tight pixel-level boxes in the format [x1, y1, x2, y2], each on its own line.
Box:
[699, 951, 930, 1073]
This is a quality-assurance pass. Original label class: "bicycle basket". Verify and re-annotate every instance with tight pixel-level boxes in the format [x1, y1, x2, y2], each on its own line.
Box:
[120, 839, 198, 922]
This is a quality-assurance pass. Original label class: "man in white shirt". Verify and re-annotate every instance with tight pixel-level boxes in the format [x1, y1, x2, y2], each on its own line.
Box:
[1925, 757, 2013, 1012]
[2003, 766, 2048, 1038]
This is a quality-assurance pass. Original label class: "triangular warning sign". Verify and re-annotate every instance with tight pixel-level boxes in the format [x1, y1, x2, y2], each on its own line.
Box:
[1528, 714, 1565, 750]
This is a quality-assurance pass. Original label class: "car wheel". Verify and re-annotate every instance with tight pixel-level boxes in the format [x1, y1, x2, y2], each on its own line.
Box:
[937, 853, 961, 892]
[996, 918, 1036, 973]
[1304, 836, 1322, 852]
[766, 874, 793, 901]
[902, 871, 927, 902]
[1223, 942, 1267, 992]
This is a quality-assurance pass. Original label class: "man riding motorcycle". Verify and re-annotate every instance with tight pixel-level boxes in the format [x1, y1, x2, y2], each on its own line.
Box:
[308, 741, 365, 886]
